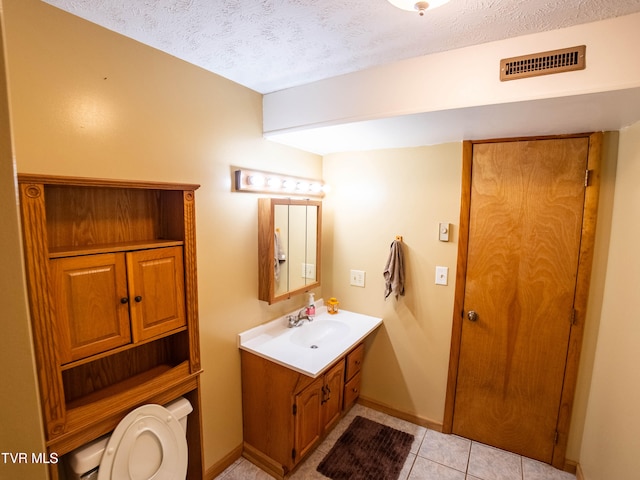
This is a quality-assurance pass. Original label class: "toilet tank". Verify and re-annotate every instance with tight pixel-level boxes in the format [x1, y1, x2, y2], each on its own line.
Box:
[163, 397, 193, 431]
[66, 397, 193, 479]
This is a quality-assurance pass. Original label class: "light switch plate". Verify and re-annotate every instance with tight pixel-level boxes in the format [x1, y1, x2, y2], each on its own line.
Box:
[350, 269, 366, 287]
[435, 266, 449, 285]
[439, 223, 450, 242]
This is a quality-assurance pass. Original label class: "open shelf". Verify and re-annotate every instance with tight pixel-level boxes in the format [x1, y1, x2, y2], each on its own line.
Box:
[66, 362, 190, 411]
[62, 332, 190, 404]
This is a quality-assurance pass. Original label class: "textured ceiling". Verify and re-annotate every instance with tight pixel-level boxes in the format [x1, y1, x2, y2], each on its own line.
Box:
[43, 0, 640, 94]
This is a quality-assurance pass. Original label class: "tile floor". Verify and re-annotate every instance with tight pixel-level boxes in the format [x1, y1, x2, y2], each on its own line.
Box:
[215, 404, 576, 480]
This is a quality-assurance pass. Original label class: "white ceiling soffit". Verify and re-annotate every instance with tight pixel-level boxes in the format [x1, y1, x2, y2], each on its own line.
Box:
[42, 0, 640, 95]
[265, 88, 640, 155]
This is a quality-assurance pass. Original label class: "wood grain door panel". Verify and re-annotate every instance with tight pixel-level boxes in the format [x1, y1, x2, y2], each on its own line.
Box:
[295, 376, 324, 462]
[51, 253, 131, 363]
[127, 246, 186, 342]
[452, 138, 589, 462]
[322, 361, 345, 432]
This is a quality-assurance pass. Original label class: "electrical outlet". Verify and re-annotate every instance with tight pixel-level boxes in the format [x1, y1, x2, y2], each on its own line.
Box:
[350, 269, 366, 287]
[435, 266, 448, 285]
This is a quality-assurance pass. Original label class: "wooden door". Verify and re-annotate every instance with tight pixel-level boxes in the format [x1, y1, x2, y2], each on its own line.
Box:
[450, 137, 594, 464]
[127, 246, 186, 342]
[51, 253, 131, 363]
[294, 376, 324, 462]
[322, 361, 345, 432]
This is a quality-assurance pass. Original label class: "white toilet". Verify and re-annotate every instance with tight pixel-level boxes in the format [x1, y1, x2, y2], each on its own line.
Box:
[67, 397, 193, 480]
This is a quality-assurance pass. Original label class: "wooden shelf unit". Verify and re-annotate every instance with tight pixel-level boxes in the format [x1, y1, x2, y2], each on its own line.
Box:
[18, 174, 204, 479]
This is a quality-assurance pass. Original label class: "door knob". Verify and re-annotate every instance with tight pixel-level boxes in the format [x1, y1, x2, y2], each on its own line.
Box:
[467, 310, 479, 322]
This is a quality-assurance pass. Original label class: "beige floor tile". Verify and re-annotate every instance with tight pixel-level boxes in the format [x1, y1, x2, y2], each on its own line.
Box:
[417, 430, 471, 472]
[217, 457, 275, 479]
[407, 456, 466, 480]
[467, 442, 522, 480]
[216, 408, 578, 480]
[522, 457, 575, 480]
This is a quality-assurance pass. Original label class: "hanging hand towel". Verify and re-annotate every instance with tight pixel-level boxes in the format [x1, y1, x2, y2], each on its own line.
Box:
[274, 230, 286, 282]
[384, 240, 405, 299]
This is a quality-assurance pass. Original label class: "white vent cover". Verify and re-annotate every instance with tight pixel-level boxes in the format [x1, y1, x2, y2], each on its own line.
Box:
[500, 45, 586, 81]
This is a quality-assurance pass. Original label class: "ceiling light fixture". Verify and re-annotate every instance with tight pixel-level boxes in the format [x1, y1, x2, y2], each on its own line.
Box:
[388, 0, 450, 16]
[234, 169, 326, 198]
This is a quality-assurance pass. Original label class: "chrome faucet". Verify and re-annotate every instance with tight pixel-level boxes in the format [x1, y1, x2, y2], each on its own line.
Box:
[287, 307, 314, 328]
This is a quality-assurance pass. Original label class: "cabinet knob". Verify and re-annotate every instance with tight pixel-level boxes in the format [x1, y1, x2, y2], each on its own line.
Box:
[120, 297, 129, 304]
[134, 296, 143, 303]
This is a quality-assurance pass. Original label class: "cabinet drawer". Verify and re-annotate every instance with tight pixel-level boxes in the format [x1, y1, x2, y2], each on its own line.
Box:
[345, 343, 364, 380]
[343, 371, 361, 410]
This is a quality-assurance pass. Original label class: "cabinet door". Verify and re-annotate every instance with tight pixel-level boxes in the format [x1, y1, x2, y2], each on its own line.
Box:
[294, 376, 324, 462]
[322, 361, 345, 432]
[127, 246, 186, 342]
[51, 253, 131, 363]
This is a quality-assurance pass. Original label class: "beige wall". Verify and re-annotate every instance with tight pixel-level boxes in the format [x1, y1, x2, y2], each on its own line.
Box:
[2, 0, 322, 473]
[322, 145, 462, 423]
[579, 122, 640, 479]
[0, 5, 47, 479]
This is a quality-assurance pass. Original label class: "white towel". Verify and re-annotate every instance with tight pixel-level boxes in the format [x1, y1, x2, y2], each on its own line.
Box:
[384, 240, 405, 299]
[274, 230, 286, 281]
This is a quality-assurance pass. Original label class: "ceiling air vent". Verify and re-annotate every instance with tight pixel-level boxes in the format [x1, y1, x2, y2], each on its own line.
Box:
[500, 45, 586, 81]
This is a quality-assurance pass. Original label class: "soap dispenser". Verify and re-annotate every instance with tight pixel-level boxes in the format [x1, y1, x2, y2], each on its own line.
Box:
[306, 293, 316, 319]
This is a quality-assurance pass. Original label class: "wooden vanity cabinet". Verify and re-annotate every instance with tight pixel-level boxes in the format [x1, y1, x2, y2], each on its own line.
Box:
[241, 342, 364, 479]
[18, 175, 203, 480]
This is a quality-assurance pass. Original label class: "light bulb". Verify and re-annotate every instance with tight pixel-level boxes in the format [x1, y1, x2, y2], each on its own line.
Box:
[247, 174, 264, 187]
[282, 179, 295, 190]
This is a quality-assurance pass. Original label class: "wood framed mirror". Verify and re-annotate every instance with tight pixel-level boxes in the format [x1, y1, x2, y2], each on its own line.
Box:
[258, 198, 321, 304]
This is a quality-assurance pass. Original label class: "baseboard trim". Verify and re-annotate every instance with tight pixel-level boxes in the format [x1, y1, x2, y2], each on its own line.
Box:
[204, 443, 243, 480]
[357, 395, 443, 432]
[562, 459, 578, 475]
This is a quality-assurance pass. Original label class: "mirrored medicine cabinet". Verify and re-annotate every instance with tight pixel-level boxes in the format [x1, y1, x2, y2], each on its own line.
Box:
[258, 198, 321, 304]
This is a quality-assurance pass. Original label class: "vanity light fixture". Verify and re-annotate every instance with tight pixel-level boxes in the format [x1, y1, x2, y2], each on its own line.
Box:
[387, 0, 450, 16]
[234, 168, 326, 198]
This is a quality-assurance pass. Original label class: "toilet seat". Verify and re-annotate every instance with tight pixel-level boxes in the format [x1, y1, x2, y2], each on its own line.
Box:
[97, 404, 188, 480]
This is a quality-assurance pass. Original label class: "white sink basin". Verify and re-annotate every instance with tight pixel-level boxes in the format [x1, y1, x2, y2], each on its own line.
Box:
[238, 306, 382, 377]
[289, 320, 350, 348]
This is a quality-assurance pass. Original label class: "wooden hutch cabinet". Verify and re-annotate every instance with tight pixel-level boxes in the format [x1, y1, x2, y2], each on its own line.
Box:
[18, 174, 204, 479]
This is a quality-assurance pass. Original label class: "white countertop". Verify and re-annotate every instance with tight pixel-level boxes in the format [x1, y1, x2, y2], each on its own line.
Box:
[238, 305, 383, 377]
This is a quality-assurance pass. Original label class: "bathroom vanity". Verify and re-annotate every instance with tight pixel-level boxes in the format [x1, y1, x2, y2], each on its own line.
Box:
[239, 308, 382, 478]
[18, 174, 204, 479]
